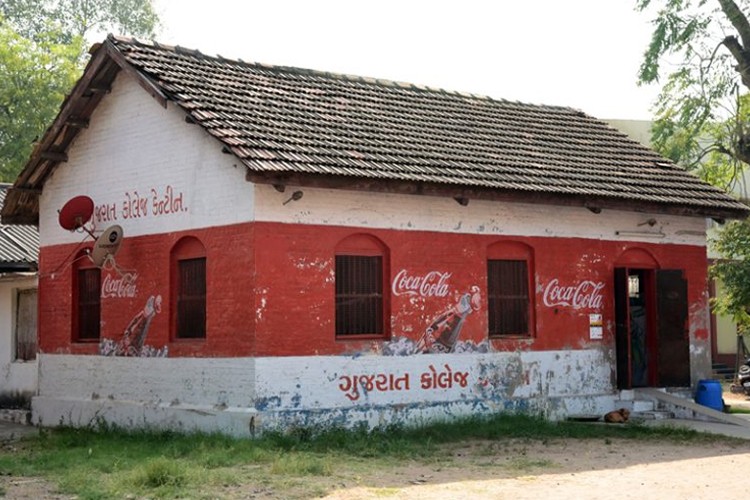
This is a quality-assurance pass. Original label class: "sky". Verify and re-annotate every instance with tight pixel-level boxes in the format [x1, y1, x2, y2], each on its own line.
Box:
[151, 0, 660, 120]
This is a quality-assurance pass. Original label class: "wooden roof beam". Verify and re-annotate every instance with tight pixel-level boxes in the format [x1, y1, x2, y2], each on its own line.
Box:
[65, 117, 89, 129]
[40, 151, 68, 162]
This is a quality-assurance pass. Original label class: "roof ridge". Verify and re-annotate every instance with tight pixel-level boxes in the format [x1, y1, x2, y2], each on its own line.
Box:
[107, 35, 578, 113]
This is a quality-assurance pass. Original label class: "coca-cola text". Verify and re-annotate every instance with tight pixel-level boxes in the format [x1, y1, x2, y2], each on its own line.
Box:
[542, 278, 604, 310]
[101, 272, 138, 299]
[392, 269, 451, 297]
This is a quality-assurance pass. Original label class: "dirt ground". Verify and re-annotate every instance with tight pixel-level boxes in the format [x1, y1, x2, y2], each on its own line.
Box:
[2, 392, 750, 499]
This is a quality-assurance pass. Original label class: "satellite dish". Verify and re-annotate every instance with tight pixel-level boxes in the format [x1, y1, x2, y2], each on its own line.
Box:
[90, 225, 123, 267]
[58, 196, 94, 231]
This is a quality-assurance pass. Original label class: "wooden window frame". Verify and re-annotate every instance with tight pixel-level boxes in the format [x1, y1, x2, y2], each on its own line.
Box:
[14, 288, 37, 361]
[171, 238, 207, 340]
[487, 242, 535, 338]
[335, 234, 389, 339]
[72, 255, 101, 342]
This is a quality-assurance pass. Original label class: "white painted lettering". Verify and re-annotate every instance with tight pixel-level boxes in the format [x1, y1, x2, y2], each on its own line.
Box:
[542, 278, 604, 310]
[392, 270, 452, 297]
[101, 272, 139, 299]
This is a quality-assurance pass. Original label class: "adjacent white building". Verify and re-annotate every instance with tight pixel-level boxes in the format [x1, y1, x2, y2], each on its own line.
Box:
[0, 184, 38, 410]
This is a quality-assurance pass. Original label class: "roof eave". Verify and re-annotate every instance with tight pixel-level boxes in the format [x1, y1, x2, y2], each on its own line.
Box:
[245, 170, 750, 222]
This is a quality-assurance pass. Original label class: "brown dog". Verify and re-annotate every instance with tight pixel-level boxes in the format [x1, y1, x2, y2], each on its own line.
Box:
[604, 408, 630, 423]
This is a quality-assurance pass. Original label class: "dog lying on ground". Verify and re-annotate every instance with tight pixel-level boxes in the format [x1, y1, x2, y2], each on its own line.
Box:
[604, 408, 630, 423]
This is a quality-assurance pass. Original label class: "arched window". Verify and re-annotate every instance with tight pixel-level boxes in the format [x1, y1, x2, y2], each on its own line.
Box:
[334, 234, 389, 338]
[72, 249, 100, 342]
[171, 237, 206, 339]
[487, 241, 535, 337]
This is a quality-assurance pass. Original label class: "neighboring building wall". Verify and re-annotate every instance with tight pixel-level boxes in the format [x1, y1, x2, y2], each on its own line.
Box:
[0, 275, 37, 403]
[32, 75, 714, 434]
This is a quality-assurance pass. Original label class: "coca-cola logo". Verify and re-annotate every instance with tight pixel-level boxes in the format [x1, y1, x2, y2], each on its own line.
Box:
[101, 272, 138, 299]
[543, 278, 604, 310]
[392, 269, 451, 298]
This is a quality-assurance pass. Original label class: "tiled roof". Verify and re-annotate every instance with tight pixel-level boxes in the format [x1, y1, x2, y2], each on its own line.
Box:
[2, 35, 748, 223]
[0, 184, 38, 270]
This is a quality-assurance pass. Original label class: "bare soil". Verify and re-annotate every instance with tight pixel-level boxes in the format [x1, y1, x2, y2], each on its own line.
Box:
[321, 438, 750, 499]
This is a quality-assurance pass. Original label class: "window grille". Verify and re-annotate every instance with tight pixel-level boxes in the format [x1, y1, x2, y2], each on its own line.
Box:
[335, 255, 383, 336]
[177, 257, 206, 339]
[78, 268, 101, 340]
[488, 259, 529, 336]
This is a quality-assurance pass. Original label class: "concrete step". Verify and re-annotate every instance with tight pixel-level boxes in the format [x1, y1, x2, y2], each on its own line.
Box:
[0, 409, 31, 425]
[615, 391, 655, 412]
[632, 399, 655, 412]
[713, 362, 736, 380]
[631, 410, 674, 420]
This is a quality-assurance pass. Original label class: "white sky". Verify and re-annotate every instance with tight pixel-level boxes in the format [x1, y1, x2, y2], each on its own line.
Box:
[152, 0, 660, 120]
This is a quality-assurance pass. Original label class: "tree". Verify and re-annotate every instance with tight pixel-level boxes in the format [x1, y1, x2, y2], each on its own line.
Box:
[712, 219, 750, 331]
[0, 0, 158, 182]
[637, 0, 750, 330]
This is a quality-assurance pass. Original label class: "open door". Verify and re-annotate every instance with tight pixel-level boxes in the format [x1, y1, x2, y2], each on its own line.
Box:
[614, 268, 690, 388]
[614, 268, 631, 389]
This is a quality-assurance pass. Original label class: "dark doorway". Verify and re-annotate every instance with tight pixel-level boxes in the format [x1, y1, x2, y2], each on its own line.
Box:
[614, 268, 690, 389]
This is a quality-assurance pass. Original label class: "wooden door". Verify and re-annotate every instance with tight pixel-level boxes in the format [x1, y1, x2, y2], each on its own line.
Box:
[656, 270, 690, 386]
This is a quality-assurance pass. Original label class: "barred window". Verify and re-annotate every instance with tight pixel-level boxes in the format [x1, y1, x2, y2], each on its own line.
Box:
[76, 267, 101, 341]
[487, 241, 535, 337]
[336, 255, 383, 336]
[488, 260, 530, 336]
[171, 237, 207, 340]
[334, 234, 389, 338]
[177, 257, 206, 339]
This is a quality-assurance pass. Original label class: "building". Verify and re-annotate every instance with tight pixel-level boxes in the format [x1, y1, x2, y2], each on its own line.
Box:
[0, 184, 38, 410]
[2, 36, 748, 435]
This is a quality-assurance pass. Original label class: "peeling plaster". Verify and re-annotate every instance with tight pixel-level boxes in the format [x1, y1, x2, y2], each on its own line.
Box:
[255, 287, 269, 321]
[293, 257, 330, 272]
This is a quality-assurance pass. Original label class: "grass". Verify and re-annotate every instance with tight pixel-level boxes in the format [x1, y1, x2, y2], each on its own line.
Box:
[0, 414, 732, 499]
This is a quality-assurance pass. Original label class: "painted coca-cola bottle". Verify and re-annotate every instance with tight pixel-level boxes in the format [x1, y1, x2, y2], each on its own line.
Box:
[417, 286, 481, 353]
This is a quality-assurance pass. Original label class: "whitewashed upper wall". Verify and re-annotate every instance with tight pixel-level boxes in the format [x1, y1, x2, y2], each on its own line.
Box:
[255, 184, 708, 246]
[40, 73, 255, 246]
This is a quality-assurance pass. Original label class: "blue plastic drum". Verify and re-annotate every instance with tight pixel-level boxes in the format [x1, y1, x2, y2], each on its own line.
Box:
[695, 379, 723, 412]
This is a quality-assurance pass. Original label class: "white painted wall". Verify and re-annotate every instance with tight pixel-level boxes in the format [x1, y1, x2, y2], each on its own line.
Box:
[40, 73, 255, 247]
[0, 275, 37, 398]
[255, 184, 707, 247]
[33, 349, 615, 435]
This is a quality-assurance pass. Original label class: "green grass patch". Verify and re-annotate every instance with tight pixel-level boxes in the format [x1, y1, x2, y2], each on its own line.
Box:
[270, 453, 333, 476]
[503, 457, 555, 471]
[0, 413, 734, 499]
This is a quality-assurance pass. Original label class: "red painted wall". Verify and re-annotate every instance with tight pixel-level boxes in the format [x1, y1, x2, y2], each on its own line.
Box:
[38, 221, 708, 357]
[39, 224, 256, 356]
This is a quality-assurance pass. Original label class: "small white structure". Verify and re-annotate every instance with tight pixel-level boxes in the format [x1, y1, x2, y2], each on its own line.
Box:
[0, 184, 38, 410]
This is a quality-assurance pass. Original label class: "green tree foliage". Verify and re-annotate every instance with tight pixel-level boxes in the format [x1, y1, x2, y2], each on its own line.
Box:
[637, 0, 750, 190]
[711, 219, 750, 332]
[0, 19, 81, 181]
[637, 0, 750, 328]
[0, 0, 158, 182]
